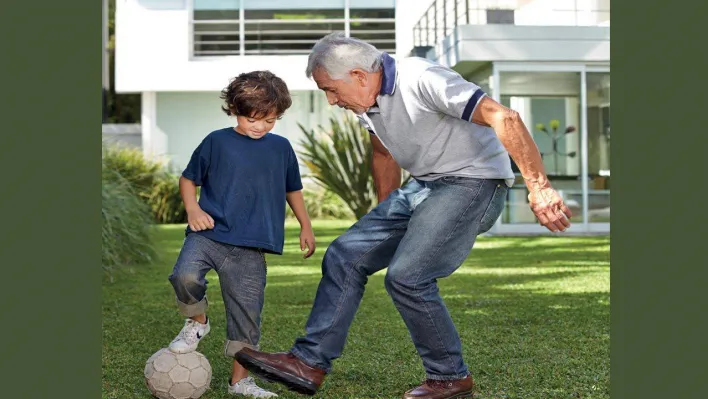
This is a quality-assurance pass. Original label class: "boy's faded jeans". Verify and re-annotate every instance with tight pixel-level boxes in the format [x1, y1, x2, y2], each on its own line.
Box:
[168, 233, 267, 357]
[291, 177, 508, 381]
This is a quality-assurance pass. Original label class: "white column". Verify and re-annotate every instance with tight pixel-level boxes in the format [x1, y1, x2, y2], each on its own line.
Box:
[239, 0, 245, 56]
[141, 91, 168, 161]
[345, 0, 351, 37]
[187, 0, 194, 58]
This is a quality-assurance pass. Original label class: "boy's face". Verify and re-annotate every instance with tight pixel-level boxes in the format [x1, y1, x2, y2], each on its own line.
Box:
[234, 111, 280, 140]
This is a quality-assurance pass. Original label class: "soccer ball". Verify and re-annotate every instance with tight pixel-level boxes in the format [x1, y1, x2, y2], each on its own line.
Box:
[144, 348, 212, 399]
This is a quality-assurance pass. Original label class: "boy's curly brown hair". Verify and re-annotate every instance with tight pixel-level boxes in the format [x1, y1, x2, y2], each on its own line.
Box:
[220, 70, 292, 118]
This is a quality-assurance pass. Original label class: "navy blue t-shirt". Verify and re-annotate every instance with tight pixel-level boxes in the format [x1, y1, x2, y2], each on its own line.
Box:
[181, 127, 303, 255]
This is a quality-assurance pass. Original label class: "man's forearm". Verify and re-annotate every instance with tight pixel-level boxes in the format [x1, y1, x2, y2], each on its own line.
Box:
[372, 152, 401, 202]
[494, 112, 551, 191]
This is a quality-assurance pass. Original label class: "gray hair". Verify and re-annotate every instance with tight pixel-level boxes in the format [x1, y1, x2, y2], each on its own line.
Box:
[306, 32, 383, 80]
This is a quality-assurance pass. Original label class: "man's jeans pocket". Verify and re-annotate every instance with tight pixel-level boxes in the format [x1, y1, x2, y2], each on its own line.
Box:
[478, 183, 508, 234]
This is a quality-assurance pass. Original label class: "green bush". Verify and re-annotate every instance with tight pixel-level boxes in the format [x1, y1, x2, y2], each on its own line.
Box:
[145, 174, 186, 224]
[317, 189, 355, 219]
[102, 165, 156, 272]
[286, 186, 355, 220]
[101, 144, 186, 224]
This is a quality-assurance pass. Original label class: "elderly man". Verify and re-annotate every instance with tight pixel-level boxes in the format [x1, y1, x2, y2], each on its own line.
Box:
[236, 33, 572, 399]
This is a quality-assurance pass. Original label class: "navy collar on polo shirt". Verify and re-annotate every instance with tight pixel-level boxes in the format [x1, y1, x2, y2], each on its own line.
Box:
[364, 52, 396, 115]
[379, 52, 397, 96]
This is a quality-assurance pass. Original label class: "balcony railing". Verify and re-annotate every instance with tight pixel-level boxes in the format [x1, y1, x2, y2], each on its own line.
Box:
[191, 5, 396, 57]
[413, 0, 610, 49]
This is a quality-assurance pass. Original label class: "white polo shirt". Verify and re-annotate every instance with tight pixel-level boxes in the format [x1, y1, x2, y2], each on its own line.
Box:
[357, 52, 515, 187]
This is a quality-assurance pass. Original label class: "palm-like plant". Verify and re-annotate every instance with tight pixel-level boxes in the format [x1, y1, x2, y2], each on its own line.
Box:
[297, 115, 377, 219]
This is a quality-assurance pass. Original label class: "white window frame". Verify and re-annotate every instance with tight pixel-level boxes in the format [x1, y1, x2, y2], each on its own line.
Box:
[489, 62, 610, 235]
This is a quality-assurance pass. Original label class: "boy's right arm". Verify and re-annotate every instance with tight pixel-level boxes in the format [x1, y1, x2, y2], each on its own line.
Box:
[179, 176, 214, 231]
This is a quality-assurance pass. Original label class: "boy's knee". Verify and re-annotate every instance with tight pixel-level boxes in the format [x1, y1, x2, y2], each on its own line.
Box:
[169, 269, 202, 289]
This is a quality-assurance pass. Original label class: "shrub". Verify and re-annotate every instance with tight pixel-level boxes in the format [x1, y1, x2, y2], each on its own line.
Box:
[317, 189, 355, 219]
[102, 165, 156, 273]
[101, 144, 186, 224]
[102, 144, 162, 189]
[145, 174, 186, 224]
[286, 185, 355, 220]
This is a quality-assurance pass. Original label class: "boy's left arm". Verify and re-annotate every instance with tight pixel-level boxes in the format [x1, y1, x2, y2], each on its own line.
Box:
[286, 190, 316, 258]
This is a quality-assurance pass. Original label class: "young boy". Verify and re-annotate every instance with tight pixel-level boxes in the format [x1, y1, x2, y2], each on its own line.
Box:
[167, 71, 316, 398]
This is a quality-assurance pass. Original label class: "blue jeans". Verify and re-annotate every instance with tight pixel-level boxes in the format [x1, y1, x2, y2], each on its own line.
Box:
[168, 233, 268, 357]
[290, 177, 508, 381]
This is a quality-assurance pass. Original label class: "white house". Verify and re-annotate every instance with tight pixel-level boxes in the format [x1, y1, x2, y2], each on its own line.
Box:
[114, 0, 610, 234]
[114, 0, 418, 167]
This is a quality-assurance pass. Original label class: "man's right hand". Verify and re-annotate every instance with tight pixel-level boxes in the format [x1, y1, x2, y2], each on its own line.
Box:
[187, 208, 215, 231]
[527, 184, 572, 232]
[371, 134, 401, 202]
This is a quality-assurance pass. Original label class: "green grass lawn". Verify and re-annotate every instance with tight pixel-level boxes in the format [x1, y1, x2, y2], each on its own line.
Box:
[102, 220, 609, 399]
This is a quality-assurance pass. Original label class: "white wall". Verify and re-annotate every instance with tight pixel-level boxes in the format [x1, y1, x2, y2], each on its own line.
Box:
[115, 0, 609, 93]
[499, 70, 582, 96]
[431, 25, 610, 67]
[115, 0, 317, 93]
[116, 0, 427, 93]
[394, 0, 435, 56]
[515, 0, 610, 26]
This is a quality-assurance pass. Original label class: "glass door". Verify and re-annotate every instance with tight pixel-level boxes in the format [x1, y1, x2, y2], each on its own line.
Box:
[488, 63, 608, 234]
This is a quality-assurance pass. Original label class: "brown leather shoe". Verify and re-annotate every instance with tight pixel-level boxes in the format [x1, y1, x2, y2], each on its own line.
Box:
[403, 375, 475, 399]
[235, 348, 326, 396]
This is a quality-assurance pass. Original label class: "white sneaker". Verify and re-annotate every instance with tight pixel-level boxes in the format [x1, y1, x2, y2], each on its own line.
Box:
[228, 377, 278, 398]
[168, 318, 210, 353]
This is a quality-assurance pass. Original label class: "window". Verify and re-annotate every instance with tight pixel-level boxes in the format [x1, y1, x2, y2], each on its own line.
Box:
[191, 0, 396, 57]
[349, 0, 396, 53]
[244, 1, 345, 55]
[192, 1, 240, 56]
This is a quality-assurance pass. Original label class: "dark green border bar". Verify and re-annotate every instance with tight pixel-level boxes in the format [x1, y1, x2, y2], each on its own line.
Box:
[1, 0, 101, 397]
[612, 1, 707, 398]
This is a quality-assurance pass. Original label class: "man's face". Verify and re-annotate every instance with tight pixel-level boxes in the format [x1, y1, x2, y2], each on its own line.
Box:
[312, 68, 374, 115]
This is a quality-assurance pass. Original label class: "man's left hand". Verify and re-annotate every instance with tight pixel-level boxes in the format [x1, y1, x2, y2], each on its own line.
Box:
[527, 186, 573, 232]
